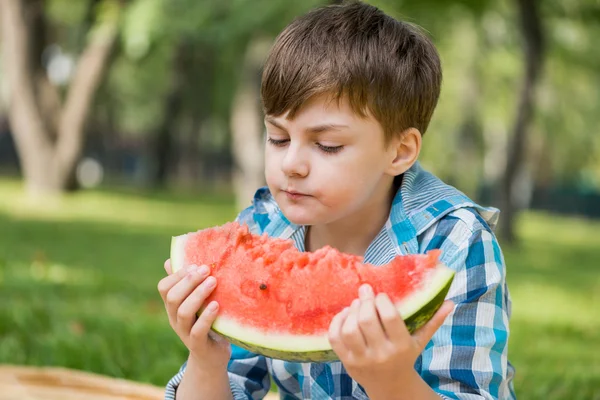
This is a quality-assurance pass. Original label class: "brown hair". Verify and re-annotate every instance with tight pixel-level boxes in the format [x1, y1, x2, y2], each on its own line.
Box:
[261, 1, 442, 140]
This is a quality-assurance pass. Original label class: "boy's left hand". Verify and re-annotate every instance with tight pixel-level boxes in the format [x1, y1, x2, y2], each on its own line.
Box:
[328, 284, 454, 397]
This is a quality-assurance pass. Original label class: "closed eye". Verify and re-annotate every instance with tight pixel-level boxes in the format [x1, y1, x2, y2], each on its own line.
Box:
[317, 143, 343, 154]
[267, 137, 289, 147]
[268, 137, 343, 154]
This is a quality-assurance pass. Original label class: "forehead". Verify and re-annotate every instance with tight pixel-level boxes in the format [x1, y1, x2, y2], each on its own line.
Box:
[265, 93, 379, 131]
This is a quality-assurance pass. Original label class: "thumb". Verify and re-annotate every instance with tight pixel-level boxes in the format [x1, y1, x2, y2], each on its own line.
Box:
[413, 300, 454, 350]
[208, 330, 230, 347]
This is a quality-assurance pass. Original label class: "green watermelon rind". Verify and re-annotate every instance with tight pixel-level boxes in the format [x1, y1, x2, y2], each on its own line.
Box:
[214, 268, 453, 363]
[170, 234, 455, 363]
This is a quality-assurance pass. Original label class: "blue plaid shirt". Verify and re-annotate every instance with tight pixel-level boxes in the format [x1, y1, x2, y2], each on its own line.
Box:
[164, 161, 516, 399]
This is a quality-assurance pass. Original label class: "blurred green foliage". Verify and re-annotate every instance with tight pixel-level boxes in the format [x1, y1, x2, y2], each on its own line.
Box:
[30, 0, 599, 194]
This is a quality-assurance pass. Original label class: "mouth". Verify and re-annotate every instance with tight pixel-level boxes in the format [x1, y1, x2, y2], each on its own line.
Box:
[282, 190, 310, 199]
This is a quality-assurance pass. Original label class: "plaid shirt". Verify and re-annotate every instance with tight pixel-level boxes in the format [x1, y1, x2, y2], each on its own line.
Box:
[164, 161, 516, 399]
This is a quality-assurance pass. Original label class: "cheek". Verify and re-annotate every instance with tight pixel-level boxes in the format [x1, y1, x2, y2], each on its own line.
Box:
[264, 149, 280, 181]
[315, 156, 380, 201]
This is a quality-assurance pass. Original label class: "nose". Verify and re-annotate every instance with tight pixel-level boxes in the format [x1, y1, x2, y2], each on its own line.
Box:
[281, 143, 309, 178]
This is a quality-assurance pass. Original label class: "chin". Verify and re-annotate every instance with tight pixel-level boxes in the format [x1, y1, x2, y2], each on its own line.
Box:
[281, 211, 316, 226]
[279, 207, 323, 226]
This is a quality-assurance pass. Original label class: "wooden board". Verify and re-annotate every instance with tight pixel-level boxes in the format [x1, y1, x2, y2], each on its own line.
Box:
[0, 366, 165, 400]
[0, 366, 279, 400]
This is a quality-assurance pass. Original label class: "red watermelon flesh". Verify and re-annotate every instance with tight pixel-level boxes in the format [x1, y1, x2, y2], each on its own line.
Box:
[170, 221, 454, 362]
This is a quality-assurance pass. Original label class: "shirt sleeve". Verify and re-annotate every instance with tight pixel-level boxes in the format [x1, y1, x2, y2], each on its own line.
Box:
[417, 208, 515, 400]
[164, 345, 271, 400]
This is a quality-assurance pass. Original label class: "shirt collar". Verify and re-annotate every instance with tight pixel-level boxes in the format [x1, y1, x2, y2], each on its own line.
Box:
[252, 161, 499, 257]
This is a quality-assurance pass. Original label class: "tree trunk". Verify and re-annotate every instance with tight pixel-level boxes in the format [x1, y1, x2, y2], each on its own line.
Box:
[230, 37, 271, 211]
[153, 92, 181, 187]
[0, 0, 119, 196]
[152, 43, 187, 187]
[1, 0, 55, 194]
[453, 20, 483, 196]
[497, 0, 545, 243]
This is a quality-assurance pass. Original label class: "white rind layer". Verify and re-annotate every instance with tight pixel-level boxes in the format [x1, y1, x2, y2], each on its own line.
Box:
[170, 234, 188, 272]
[170, 234, 454, 353]
[211, 265, 453, 352]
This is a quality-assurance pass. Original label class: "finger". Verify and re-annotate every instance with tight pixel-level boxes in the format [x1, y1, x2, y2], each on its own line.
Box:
[158, 263, 199, 301]
[164, 259, 172, 275]
[165, 265, 210, 322]
[190, 301, 220, 344]
[413, 301, 455, 350]
[359, 283, 375, 301]
[208, 330, 231, 350]
[340, 298, 367, 354]
[328, 307, 351, 357]
[357, 286, 387, 347]
[375, 292, 409, 343]
[177, 276, 218, 334]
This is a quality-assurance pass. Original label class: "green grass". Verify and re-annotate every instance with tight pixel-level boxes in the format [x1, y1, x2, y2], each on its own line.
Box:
[0, 180, 238, 386]
[0, 179, 598, 399]
[504, 214, 600, 399]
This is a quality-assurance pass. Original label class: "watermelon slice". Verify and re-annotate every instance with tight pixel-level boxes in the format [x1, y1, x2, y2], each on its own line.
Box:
[170, 222, 454, 362]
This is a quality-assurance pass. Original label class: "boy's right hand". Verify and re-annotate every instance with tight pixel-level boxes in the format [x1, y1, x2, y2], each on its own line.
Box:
[158, 260, 231, 371]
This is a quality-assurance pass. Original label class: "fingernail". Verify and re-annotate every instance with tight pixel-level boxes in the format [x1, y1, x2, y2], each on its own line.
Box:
[359, 284, 373, 298]
[444, 301, 455, 313]
[198, 265, 209, 276]
[205, 276, 216, 288]
[207, 301, 218, 312]
[376, 292, 389, 302]
[351, 298, 360, 308]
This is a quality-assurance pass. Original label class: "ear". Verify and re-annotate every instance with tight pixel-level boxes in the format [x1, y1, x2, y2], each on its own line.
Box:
[385, 127, 422, 176]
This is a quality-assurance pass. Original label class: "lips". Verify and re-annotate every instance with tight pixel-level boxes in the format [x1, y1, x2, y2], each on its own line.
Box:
[283, 189, 308, 196]
[282, 189, 311, 199]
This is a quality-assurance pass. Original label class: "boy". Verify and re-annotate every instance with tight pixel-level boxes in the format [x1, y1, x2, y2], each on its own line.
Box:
[158, 1, 516, 399]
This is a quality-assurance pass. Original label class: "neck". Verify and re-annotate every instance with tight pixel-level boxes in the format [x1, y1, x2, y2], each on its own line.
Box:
[306, 176, 399, 256]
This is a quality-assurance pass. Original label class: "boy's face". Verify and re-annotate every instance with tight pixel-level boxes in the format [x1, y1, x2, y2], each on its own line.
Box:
[264, 93, 400, 226]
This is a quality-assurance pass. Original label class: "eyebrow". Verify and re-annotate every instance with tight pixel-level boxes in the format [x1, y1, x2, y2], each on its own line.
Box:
[265, 116, 349, 134]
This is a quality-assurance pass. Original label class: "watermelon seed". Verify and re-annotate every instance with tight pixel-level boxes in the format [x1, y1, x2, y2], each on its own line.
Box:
[259, 283, 267, 290]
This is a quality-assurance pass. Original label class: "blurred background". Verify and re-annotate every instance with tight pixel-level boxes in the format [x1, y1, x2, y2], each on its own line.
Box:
[0, 0, 598, 399]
